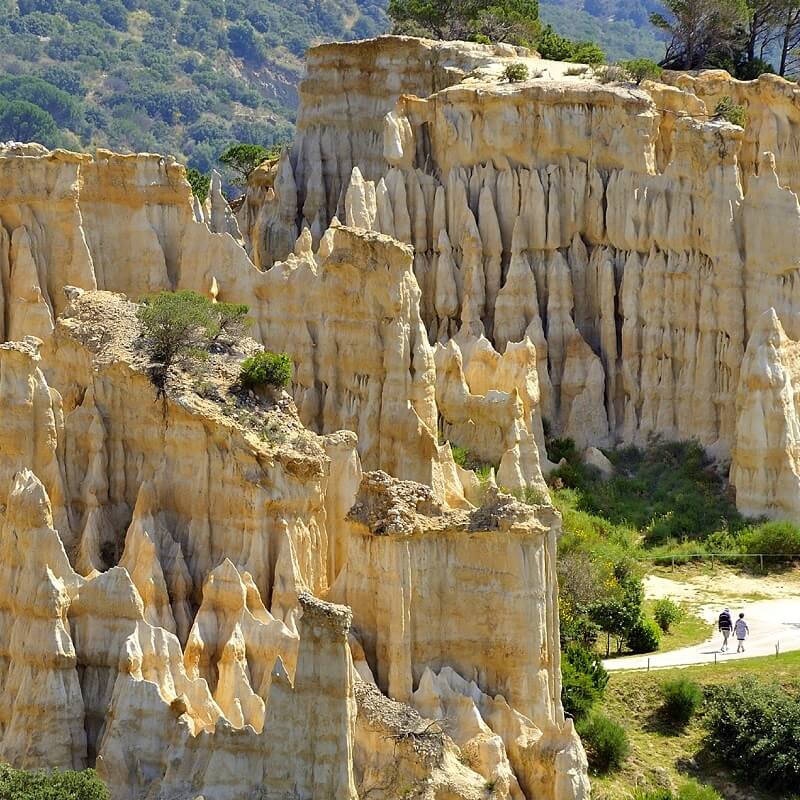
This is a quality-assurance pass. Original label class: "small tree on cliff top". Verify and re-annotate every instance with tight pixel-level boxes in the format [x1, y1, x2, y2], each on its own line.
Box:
[388, 0, 539, 45]
[137, 290, 251, 395]
[218, 143, 270, 185]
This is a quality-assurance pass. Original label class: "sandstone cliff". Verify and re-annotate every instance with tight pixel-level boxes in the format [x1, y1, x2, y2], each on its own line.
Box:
[229, 35, 800, 520]
[0, 280, 582, 798]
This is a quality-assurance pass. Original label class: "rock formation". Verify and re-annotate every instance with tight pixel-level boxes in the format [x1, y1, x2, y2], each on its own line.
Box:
[9, 28, 800, 800]
[231, 35, 800, 520]
[0, 280, 584, 797]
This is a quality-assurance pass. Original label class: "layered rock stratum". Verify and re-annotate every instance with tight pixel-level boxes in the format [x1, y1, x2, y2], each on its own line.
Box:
[2, 32, 800, 800]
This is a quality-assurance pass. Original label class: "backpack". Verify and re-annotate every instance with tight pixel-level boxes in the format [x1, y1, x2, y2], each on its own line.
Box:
[718, 611, 732, 629]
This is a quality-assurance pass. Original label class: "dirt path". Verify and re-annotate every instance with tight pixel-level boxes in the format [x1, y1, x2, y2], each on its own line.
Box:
[604, 567, 800, 672]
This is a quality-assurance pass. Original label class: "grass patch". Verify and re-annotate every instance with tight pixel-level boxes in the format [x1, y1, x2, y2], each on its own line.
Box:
[548, 438, 746, 548]
[591, 651, 800, 799]
[646, 599, 709, 651]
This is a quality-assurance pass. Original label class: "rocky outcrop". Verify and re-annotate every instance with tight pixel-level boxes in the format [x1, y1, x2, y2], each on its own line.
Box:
[731, 308, 800, 519]
[1, 145, 483, 499]
[332, 470, 584, 799]
[0, 276, 583, 797]
[231, 36, 800, 517]
[0, 470, 85, 771]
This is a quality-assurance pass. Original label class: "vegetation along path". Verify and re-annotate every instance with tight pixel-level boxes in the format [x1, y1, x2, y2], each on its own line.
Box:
[605, 569, 800, 670]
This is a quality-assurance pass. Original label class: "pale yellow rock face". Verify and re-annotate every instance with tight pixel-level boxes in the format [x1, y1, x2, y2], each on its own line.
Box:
[731, 308, 800, 519]
[236, 34, 800, 510]
[0, 144, 473, 497]
[331, 470, 586, 800]
[0, 280, 581, 797]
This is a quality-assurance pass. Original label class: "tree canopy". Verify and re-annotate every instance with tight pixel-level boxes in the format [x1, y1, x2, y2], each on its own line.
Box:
[0, 99, 59, 146]
[650, 0, 750, 70]
[218, 143, 270, 184]
[388, 0, 539, 45]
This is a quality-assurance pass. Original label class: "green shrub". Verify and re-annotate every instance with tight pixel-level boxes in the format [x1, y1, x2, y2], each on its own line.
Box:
[0, 764, 108, 799]
[660, 677, 702, 726]
[138, 290, 218, 389]
[577, 711, 629, 774]
[535, 24, 605, 65]
[714, 96, 747, 127]
[626, 615, 661, 654]
[186, 167, 210, 201]
[705, 677, 800, 791]
[137, 291, 250, 394]
[739, 520, 800, 558]
[653, 598, 683, 632]
[619, 58, 662, 84]
[569, 41, 605, 66]
[502, 62, 529, 83]
[240, 351, 292, 389]
[546, 437, 579, 464]
[561, 644, 608, 721]
[450, 444, 469, 468]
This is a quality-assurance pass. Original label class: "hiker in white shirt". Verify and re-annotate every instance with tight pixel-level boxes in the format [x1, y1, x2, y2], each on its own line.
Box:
[734, 612, 749, 653]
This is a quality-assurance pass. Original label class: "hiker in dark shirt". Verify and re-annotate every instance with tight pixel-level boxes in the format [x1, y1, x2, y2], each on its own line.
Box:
[718, 608, 733, 652]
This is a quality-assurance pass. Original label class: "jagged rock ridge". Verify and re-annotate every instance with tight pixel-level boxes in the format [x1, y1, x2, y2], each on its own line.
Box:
[0, 253, 585, 796]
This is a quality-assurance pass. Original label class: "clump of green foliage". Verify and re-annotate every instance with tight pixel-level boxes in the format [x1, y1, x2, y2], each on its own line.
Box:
[0, 764, 108, 799]
[450, 444, 469, 467]
[675, 780, 723, 800]
[502, 62, 530, 82]
[634, 782, 722, 800]
[240, 351, 293, 389]
[448, 443, 496, 479]
[714, 96, 747, 127]
[653, 598, 683, 632]
[137, 291, 251, 394]
[577, 711, 629, 774]
[619, 57, 662, 83]
[561, 643, 608, 721]
[535, 24, 605, 64]
[705, 677, 800, 792]
[218, 143, 270, 185]
[625, 615, 661, 654]
[660, 676, 703, 727]
[138, 291, 217, 377]
[186, 167, 210, 201]
[548, 438, 745, 546]
[739, 520, 800, 559]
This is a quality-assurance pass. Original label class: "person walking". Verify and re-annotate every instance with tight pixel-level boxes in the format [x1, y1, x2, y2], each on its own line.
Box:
[718, 607, 733, 651]
[734, 612, 749, 653]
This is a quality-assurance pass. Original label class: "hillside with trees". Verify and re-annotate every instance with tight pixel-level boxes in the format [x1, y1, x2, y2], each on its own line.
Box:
[543, 0, 800, 77]
[0, 0, 386, 172]
[540, 0, 663, 60]
[6, 0, 800, 180]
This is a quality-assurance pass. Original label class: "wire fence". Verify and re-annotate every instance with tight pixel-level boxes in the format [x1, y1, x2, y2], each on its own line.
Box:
[632, 552, 800, 572]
